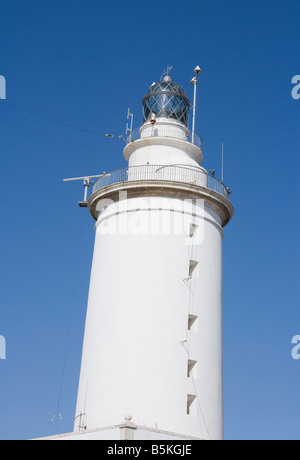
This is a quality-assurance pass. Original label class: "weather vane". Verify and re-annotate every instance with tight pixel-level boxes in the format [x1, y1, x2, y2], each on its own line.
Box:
[161, 65, 173, 80]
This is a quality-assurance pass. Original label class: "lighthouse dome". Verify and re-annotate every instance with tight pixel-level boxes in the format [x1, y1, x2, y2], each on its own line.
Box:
[142, 75, 190, 127]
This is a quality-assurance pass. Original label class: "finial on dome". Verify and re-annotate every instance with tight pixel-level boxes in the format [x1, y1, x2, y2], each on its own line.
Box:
[160, 65, 173, 81]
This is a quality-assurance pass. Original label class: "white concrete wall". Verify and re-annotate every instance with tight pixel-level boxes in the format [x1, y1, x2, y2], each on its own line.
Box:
[140, 118, 188, 142]
[75, 195, 224, 440]
[124, 119, 202, 168]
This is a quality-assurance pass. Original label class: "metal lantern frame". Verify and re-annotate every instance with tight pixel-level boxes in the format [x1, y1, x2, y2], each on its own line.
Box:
[142, 77, 190, 127]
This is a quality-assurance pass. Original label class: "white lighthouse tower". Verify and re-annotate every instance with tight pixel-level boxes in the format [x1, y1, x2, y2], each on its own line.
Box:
[53, 69, 233, 441]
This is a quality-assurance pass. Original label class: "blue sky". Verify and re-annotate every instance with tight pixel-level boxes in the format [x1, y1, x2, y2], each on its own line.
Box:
[0, 0, 299, 440]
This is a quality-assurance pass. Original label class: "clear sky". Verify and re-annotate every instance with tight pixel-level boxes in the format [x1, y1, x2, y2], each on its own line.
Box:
[0, 0, 299, 440]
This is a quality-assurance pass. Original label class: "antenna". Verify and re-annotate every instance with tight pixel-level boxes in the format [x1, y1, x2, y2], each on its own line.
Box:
[126, 108, 134, 142]
[63, 173, 111, 207]
[190, 66, 202, 145]
[105, 109, 134, 142]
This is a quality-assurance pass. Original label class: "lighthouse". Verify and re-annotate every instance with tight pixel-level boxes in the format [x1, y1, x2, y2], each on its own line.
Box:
[61, 69, 233, 441]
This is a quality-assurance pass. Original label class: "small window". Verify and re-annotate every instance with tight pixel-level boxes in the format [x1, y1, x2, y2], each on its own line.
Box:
[189, 223, 198, 238]
[187, 360, 197, 378]
[189, 260, 198, 278]
[187, 394, 197, 416]
[188, 315, 198, 332]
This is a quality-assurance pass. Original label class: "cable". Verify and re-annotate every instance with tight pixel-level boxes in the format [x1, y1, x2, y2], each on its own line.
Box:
[0, 100, 102, 135]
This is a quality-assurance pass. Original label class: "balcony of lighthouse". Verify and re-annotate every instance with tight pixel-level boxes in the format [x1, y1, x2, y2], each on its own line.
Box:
[92, 164, 230, 200]
[92, 120, 229, 201]
[126, 119, 202, 150]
